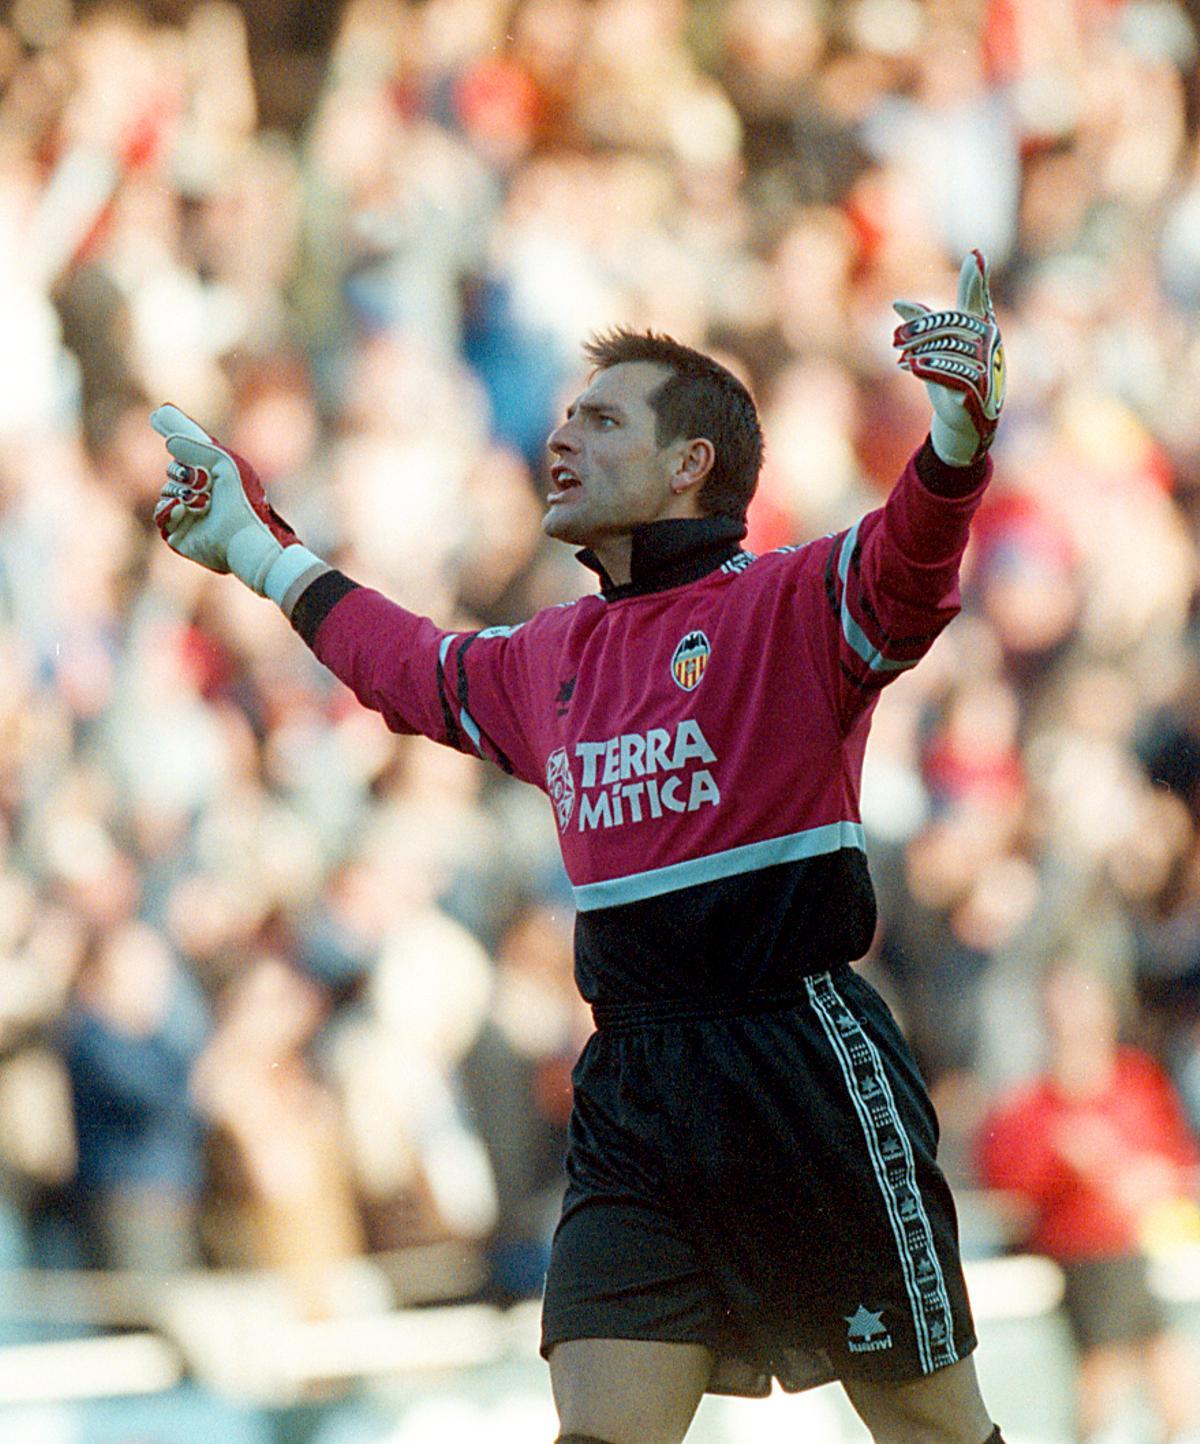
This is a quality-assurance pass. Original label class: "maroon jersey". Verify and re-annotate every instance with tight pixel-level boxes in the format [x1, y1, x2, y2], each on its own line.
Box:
[293, 443, 989, 1005]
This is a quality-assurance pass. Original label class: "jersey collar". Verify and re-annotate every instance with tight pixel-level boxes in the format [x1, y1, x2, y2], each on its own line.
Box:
[576, 515, 747, 600]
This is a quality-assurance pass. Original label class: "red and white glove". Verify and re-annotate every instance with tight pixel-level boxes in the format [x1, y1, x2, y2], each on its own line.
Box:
[893, 250, 1006, 466]
[151, 404, 327, 608]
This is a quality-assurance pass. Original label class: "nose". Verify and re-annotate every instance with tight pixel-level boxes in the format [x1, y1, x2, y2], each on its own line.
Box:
[547, 416, 578, 456]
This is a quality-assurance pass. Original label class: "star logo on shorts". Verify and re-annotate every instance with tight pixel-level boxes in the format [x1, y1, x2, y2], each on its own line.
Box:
[845, 1305, 893, 1354]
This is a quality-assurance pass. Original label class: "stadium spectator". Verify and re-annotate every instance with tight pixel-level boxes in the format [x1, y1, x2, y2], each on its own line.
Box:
[191, 953, 366, 1316]
[61, 919, 210, 1272]
[978, 958, 1200, 1444]
[461, 898, 590, 1301]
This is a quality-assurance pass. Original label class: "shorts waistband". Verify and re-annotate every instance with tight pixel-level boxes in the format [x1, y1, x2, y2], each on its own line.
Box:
[590, 985, 815, 1033]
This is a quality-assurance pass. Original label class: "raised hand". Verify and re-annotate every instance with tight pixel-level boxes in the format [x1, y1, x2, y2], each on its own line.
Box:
[893, 250, 1006, 466]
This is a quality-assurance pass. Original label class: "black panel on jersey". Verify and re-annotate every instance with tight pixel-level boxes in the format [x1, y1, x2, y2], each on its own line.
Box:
[573, 849, 877, 1005]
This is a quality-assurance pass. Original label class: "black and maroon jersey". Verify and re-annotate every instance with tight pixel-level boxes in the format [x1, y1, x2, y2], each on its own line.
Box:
[292, 442, 989, 1006]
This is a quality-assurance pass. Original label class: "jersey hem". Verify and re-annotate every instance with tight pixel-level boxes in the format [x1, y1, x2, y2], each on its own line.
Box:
[571, 821, 866, 911]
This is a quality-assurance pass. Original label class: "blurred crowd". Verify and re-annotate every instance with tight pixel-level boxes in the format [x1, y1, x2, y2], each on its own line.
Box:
[1, 0, 1200, 1379]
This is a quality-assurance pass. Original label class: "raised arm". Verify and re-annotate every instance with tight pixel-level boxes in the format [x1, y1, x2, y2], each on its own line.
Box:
[821, 253, 1006, 727]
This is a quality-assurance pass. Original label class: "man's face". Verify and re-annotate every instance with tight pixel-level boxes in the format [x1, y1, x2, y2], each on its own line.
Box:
[542, 361, 691, 547]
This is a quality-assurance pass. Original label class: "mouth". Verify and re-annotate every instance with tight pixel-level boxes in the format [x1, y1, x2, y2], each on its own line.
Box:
[547, 463, 582, 504]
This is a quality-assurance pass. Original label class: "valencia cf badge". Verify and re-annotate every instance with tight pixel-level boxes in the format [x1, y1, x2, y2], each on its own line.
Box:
[671, 630, 711, 692]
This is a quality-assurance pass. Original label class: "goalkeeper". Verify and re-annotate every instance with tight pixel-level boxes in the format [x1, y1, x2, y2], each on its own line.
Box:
[153, 254, 1007, 1444]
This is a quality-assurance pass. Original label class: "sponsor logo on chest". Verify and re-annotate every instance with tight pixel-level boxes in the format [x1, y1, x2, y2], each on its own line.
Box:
[545, 718, 720, 833]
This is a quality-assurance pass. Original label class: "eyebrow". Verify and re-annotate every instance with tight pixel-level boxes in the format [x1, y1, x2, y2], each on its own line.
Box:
[565, 400, 625, 420]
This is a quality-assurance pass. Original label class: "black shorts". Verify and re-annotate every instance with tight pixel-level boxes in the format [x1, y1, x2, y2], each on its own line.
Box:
[541, 966, 977, 1398]
[1060, 1253, 1166, 1351]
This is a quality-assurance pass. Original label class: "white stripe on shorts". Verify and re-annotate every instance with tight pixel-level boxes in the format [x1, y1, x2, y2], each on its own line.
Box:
[805, 971, 958, 1375]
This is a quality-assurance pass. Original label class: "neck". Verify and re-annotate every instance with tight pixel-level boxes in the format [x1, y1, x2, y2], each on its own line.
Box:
[575, 514, 747, 600]
[587, 535, 634, 586]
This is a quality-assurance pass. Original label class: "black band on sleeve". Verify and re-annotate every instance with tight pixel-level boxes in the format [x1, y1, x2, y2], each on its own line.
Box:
[914, 436, 989, 498]
[455, 632, 516, 776]
[290, 569, 360, 647]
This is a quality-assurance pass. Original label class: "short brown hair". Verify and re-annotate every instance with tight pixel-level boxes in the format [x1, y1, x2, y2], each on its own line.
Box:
[582, 329, 763, 523]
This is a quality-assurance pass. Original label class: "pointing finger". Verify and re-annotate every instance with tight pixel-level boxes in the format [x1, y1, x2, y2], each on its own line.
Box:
[150, 404, 214, 445]
[164, 432, 223, 470]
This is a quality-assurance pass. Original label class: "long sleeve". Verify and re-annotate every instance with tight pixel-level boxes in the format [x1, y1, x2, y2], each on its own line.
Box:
[822, 443, 990, 729]
[292, 572, 547, 785]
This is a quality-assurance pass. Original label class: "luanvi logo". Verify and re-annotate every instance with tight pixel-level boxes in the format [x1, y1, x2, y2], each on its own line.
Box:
[844, 1305, 892, 1354]
[555, 676, 577, 716]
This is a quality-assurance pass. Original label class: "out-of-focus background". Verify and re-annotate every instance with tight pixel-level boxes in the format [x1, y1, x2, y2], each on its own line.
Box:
[1, 0, 1200, 1439]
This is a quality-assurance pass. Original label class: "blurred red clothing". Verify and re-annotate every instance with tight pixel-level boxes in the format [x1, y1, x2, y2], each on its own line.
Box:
[977, 1047, 1199, 1260]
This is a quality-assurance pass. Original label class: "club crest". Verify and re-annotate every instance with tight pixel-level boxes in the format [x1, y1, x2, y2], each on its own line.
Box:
[671, 630, 711, 692]
[546, 748, 575, 831]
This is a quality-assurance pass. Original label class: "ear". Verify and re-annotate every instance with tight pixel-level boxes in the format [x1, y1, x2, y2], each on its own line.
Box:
[670, 437, 716, 496]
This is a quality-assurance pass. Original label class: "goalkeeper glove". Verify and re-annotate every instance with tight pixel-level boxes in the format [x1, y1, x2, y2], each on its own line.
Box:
[151, 404, 327, 610]
[893, 249, 1006, 467]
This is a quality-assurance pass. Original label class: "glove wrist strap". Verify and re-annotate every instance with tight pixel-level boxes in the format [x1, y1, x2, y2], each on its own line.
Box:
[930, 413, 983, 467]
[264, 545, 331, 615]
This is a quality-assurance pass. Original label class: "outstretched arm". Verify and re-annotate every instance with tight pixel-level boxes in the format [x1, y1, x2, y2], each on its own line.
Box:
[150, 406, 544, 782]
